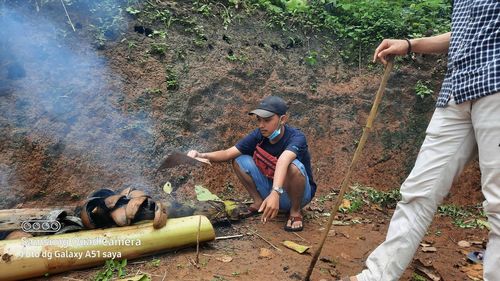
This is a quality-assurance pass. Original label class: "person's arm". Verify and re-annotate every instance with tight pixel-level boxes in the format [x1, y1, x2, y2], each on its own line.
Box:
[259, 150, 297, 222]
[187, 146, 241, 162]
[373, 32, 451, 64]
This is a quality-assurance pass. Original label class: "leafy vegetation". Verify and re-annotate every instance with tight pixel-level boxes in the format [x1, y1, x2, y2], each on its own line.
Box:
[239, 0, 452, 62]
[412, 273, 427, 281]
[165, 67, 179, 91]
[438, 204, 490, 229]
[334, 184, 402, 213]
[414, 80, 434, 99]
[94, 259, 127, 281]
[25, 0, 452, 64]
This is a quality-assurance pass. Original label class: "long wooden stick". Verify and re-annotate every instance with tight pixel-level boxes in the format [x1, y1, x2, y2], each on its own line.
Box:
[251, 230, 281, 251]
[60, 0, 76, 32]
[304, 59, 394, 281]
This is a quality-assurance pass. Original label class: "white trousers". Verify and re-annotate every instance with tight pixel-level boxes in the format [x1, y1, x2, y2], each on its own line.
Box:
[357, 93, 500, 281]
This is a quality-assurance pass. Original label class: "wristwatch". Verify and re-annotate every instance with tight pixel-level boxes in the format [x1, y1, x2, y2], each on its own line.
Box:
[272, 186, 284, 195]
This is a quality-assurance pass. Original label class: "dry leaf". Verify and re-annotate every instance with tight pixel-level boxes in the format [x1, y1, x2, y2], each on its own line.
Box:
[340, 252, 351, 260]
[340, 199, 351, 209]
[282, 240, 310, 254]
[461, 263, 483, 280]
[259, 248, 273, 259]
[413, 259, 442, 281]
[215, 255, 233, 263]
[458, 240, 471, 248]
[421, 246, 437, 253]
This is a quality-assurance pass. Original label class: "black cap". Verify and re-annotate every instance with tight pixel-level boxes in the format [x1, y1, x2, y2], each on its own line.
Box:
[249, 96, 288, 118]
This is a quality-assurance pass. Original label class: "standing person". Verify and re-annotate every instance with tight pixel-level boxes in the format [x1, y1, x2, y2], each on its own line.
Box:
[345, 1, 500, 280]
[188, 95, 317, 232]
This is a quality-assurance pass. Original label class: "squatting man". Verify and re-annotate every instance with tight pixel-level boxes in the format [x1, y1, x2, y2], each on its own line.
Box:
[188, 96, 317, 232]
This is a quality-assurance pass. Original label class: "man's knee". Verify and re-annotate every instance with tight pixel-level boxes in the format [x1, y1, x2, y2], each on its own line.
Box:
[233, 155, 256, 175]
[287, 163, 302, 178]
[286, 162, 306, 186]
[231, 159, 239, 171]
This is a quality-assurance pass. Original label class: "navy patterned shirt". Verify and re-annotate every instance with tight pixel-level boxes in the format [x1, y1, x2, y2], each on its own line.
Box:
[437, 0, 500, 107]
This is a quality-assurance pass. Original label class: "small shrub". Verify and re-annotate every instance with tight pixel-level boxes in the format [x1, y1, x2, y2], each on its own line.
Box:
[414, 80, 433, 99]
[165, 68, 179, 91]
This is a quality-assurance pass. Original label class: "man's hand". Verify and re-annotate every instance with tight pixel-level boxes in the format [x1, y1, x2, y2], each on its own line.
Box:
[259, 191, 280, 223]
[187, 150, 202, 158]
[373, 39, 408, 64]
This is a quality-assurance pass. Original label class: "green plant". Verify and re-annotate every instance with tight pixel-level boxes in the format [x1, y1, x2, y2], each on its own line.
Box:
[145, 88, 162, 95]
[149, 258, 161, 267]
[194, 1, 212, 16]
[304, 51, 318, 66]
[126, 6, 140, 15]
[365, 188, 401, 208]
[165, 68, 179, 91]
[339, 193, 364, 213]
[412, 273, 427, 281]
[149, 30, 167, 39]
[216, 3, 233, 30]
[438, 204, 490, 229]
[149, 43, 168, 56]
[94, 259, 127, 281]
[414, 80, 433, 99]
[226, 52, 248, 63]
[335, 184, 402, 213]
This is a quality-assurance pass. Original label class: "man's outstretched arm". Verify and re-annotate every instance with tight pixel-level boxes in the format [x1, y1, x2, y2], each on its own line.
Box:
[374, 32, 451, 64]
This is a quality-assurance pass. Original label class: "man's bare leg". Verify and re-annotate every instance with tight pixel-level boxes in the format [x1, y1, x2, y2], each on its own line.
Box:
[232, 160, 263, 210]
[283, 163, 305, 229]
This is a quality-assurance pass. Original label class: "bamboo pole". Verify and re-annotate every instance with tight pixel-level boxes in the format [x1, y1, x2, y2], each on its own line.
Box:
[0, 215, 215, 281]
[304, 59, 394, 281]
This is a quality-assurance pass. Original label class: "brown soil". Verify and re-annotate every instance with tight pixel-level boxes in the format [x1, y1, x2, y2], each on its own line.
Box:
[0, 1, 485, 280]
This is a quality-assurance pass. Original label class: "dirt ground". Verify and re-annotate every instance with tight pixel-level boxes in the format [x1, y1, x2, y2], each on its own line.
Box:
[0, 1, 487, 280]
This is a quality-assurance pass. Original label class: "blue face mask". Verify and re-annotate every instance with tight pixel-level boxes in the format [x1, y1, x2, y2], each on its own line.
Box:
[268, 117, 282, 141]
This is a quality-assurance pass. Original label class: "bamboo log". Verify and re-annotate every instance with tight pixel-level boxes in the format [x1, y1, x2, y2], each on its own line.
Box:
[0, 215, 215, 280]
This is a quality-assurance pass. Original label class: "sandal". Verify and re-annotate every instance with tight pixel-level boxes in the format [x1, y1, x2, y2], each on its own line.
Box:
[284, 215, 303, 232]
[239, 205, 260, 219]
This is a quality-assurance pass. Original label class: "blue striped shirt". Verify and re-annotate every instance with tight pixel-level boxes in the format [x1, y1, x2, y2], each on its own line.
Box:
[437, 0, 500, 107]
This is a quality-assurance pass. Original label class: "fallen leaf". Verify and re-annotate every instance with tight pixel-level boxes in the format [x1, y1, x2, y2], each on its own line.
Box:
[115, 274, 151, 281]
[328, 268, 340, 278]
[282, 240, 310, 254]
[421, 246, 437, 253]
[163, 182, 173, 194]
[216, 255, 233, 263]
[413, 259, 442, 281]
[259, 248, 273, 259]
[340, 252, 351, 260]
[458, 240, 471, 248]
[195, 185, 222, 202]
[460, 263, 483, 280]
[332, 220, 350, 226]
[476, 219, 491, 230]
[340, 199, 351, 209]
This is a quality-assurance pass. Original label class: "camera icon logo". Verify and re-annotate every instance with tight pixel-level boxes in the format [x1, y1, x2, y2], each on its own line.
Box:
[21, 220, 61, 233]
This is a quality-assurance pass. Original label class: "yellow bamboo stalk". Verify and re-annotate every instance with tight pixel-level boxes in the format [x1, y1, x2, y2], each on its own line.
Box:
[0, 215, 215, 280]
